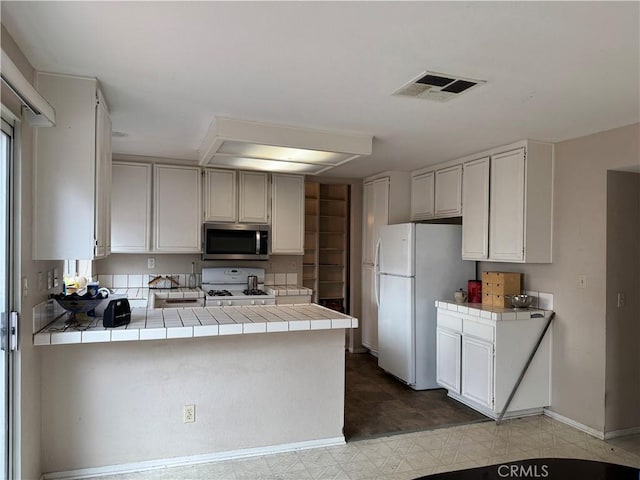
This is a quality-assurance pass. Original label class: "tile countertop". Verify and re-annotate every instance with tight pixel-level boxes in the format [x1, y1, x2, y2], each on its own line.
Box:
[34, 304, 358, 346]
[265, 285, 313, 296]
[436, 300, 551, 321]
[150, 287, 206, 299]
[108, 287, 205, 300]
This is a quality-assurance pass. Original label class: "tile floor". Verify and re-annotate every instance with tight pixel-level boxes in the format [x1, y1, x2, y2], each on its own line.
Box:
[86, 416, 640, 480]
[345, 353, 488, 440]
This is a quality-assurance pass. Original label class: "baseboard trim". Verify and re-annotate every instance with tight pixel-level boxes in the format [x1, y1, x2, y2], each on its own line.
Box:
[543, 408, 605, 440]
[42, 436, 346, 480]
[446, 391, 543, 420]
[604, 426, 640, 440]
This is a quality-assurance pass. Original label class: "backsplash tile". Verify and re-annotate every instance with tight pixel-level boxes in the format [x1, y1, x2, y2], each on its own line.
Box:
[265, 273, 275, 285]
[33, 299, 66, 333]
[538, 292, 554, 310]
[128, 274, 143, 288]
[113, 274, 128, 288]
[286, 273, 298, 285]
[274, 273, 286, 285]
[98, 274, 113, 288]
[524, 290, 539, 308]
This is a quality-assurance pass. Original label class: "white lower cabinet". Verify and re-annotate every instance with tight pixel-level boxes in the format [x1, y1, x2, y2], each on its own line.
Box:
[361, 264, 378, 353]
[154, 165, 202, 253]
[436, 328, 461, 394]
[436, 305, 551, 419]
[461, 335, 494, 409]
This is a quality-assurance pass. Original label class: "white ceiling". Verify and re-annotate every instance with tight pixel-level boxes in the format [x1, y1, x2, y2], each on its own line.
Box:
[2, 1, 639, 178]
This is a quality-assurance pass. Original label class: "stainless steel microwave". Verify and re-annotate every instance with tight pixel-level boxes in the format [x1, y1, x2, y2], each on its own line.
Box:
[202, 224, 269, 260]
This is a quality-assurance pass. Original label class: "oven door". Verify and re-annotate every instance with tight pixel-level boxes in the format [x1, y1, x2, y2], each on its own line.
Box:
[202, 224, 269, 260]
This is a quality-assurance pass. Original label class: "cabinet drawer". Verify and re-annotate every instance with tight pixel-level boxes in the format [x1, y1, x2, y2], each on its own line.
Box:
[437, 311, 462, 332]
[463, 319, 494, 342]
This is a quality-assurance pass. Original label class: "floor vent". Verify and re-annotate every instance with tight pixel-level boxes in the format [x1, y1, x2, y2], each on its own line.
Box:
[394, 70, 486, 102]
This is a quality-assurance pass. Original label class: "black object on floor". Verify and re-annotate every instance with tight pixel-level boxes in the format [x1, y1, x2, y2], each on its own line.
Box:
[415, 458, 639, 480]
[345, 353, 489, 440]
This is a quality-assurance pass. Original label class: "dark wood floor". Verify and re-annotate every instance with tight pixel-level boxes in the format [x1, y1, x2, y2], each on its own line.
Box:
[344, 352, 489, 441]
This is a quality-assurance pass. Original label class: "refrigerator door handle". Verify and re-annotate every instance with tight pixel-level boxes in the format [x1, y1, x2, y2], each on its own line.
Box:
[374, 238, 381, 308]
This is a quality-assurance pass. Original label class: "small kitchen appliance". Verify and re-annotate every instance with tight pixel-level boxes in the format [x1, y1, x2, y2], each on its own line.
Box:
[468, 280, 482, 303]
[102, 298, 131, 328]
[201, 267, 276, 306]
[202, 224, 269, 261]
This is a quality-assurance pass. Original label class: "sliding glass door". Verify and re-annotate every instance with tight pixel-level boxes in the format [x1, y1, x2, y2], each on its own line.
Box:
[0, 117, 14, 478]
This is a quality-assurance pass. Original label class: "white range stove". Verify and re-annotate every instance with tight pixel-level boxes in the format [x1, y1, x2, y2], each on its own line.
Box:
[201, 267, 276, 306]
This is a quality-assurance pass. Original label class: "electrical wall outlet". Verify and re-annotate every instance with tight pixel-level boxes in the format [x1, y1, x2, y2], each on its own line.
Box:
[147, 257, 156, 269]
[617, 293, 626, 308]
[183, 404, 195, 423]
[578, 275, 587, 289]
[53, 268, 60, 288]
[47, 271, 53, 290]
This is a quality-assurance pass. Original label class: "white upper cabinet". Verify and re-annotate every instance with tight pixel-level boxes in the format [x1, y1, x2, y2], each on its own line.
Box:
[203, 168, 237, 222]
[411, 164, 461, 220]
[362, 177, 390, 264]
[271, 174, 304, 254]
[489, 142, 553, 263]
[94, 91, 112, 258]
[153, 165, 202, 253]
[410, 171, 434, 221]
[461, 157, 490, 260]
[111, 162, 152, 253]
[460, 140, 553, 263]
[239, 171, 269, 223]
[490, 149, 526, 261]
[33, 73, 112, 260]
[434, 165, 462, 217]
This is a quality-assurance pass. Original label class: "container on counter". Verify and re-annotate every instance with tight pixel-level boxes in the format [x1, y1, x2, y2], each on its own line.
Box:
[468, 280, 482, 303]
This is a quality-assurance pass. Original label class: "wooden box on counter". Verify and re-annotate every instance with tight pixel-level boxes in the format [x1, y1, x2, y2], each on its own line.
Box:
[482, 271, 522, 307]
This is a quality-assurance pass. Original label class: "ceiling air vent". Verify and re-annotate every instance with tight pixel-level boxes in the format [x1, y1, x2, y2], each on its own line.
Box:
[393, 70, 486, 102]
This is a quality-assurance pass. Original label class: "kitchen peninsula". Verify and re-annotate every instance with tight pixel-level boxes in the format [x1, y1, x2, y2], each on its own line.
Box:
[35, 304, 357, 477]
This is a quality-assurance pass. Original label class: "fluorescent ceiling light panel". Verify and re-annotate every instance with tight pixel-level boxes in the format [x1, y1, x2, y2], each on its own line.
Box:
[198, 117, 372, 175]
[209, 156, 327, 174]
[218, 140, 351, 165]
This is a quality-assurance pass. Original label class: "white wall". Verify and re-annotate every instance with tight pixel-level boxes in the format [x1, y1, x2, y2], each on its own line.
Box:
[1, 24, 64, 480]
[40, 329, 345, 474]
[481, 123, 640, 434]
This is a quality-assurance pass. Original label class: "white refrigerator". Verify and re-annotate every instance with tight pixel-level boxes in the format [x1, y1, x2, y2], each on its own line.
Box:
[375, 223, 475, 390]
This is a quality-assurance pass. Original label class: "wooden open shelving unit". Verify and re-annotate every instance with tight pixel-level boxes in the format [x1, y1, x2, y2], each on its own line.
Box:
[303, 182, 320, 302]
[304, 182, 349, 312]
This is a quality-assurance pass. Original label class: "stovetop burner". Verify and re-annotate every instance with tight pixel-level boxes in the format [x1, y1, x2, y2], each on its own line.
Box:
[243, 289, 268, 296]
[208, 290, 232, 297]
